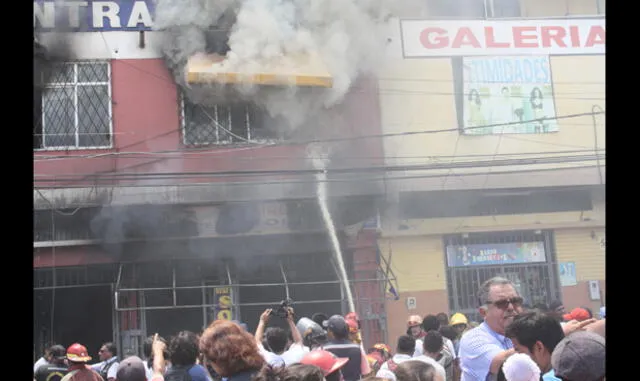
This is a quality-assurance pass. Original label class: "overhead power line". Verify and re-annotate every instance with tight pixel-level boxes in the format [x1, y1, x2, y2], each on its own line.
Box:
[34, 153, 604, 183]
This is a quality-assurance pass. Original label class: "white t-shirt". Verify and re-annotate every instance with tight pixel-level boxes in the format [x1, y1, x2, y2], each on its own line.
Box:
[376, 354, 413, 381]
[413, 355, 447, 381]
[34, 357, 49, 373]
[91, 358, 120, 379]
[259, 343, 309, 367]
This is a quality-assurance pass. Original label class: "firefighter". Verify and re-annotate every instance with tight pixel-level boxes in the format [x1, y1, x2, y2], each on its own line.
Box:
[61, 343, 103, 381]
[300, 350, 349, 381]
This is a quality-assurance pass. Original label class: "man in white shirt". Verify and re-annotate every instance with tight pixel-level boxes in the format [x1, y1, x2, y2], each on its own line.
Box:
[376, 335, 417, 381]
[91, 342, 120, 381]
[255, 307, 309, 367]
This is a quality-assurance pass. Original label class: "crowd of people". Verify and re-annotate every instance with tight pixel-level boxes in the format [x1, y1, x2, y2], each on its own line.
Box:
[33, 276, 606, 381]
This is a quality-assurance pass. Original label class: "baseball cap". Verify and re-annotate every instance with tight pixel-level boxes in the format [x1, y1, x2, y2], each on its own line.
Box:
[551, 331, 605, 381]
[562, 307, 591, 322]
[116, 356, 147, 381]
[323, 315, 348, 335]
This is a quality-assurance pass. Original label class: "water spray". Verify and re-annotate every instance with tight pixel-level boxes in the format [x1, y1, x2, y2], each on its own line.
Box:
[309, 144, 356, 314]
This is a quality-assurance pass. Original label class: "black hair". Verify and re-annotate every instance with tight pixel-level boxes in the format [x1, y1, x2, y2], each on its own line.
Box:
[396, 335, 416, 355]
[438, 325, 457, 342]
[144, 335, 170, 369]
[169, 330, 200, 367]
[102, 342, 117, 357]
[49, 345, 67, 365]
[265, 327, 288, 354]
[311, 313, 328, 327]
[436, 313, 449, 327]
[580, 306, 594, 319]
[422, 315, 439, 332]
[395, 361, 436, 381]
[423, 330, 444, 354]
[505, 311, 565, 353]
[284, 364, 325, 381]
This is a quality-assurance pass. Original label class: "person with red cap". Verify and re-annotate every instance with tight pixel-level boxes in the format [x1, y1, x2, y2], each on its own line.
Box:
[60, 343, 103, 381]
[300, 350, 349, 381]
[562, 308, 591, 322]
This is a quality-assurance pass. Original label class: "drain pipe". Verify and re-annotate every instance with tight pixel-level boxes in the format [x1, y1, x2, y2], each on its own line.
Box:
[591, 105, 605, 185]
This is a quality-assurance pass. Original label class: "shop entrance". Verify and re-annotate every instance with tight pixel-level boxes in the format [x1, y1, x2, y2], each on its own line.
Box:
[444, 230, 561, 322]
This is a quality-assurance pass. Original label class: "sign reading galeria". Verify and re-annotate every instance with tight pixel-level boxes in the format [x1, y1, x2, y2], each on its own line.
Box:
[400, 18, 605, 57]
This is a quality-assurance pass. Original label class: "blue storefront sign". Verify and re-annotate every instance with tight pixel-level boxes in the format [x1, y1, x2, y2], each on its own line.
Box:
[34, 0, 156, 32]
[446, 242, 547, 267]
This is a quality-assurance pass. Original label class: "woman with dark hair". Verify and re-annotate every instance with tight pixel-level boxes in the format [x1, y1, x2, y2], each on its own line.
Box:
[166, 330, 212, 381]
[466, 89, 487, 134]
[200, 320, 266, 381]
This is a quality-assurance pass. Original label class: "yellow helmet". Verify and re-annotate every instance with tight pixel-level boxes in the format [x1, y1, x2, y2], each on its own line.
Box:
[450, 313, 468, 326]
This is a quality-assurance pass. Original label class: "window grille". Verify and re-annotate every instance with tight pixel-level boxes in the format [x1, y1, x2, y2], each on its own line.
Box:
[34, 61, 112, 150]
[180, 94, 275, 146]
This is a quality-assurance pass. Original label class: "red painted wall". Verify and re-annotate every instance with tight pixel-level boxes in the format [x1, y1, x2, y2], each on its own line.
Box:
[34, 59, 384, 188]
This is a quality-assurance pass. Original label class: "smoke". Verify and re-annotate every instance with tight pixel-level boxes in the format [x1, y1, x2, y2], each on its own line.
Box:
[154, 0, 426, 136]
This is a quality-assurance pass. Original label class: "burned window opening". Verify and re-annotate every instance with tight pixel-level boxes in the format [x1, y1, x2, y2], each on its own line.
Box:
[33, 60, 113, 150]
[180, 93, 279, 146]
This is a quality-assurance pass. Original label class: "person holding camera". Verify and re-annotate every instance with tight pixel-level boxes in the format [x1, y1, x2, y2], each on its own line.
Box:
[255, 307, 309, 367]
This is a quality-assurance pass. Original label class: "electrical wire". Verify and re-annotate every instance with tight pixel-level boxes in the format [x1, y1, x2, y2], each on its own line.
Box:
[34, 153, 604, 183]
[33, 165, 602, 194]
[33, 148, 604, 162]
[34, 110, 604, 165]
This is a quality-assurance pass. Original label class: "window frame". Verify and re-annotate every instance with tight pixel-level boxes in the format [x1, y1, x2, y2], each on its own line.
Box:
[34, 60, 113, 151]
[179, 92, 273, 147]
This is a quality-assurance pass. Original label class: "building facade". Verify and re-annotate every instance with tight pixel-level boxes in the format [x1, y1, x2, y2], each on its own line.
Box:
[33, 0, 391, 358]
[377, 0, 605, 343]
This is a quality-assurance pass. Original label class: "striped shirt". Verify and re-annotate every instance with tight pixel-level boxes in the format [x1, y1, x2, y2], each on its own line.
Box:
[459, 322, 513, 381]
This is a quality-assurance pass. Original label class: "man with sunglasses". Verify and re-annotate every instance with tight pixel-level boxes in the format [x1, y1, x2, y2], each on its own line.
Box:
[459, 277, 524, 381]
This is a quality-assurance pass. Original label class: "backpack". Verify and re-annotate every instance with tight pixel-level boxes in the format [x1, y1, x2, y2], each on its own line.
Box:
[99, 361, 116, 381]
[164, 365, 195, 381]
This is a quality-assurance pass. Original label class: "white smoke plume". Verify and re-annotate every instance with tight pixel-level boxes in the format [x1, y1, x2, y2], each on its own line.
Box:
[153, 0, 426, 135]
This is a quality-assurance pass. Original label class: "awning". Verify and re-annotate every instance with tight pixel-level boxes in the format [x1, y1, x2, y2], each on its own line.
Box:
[185, 52, 333, 88]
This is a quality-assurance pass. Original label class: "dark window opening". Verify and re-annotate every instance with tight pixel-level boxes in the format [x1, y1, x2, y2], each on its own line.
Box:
[181, 95, 279, 145]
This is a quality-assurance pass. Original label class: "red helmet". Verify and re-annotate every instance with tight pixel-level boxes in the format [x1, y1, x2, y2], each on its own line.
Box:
[301, 350, 349, 376]
[66, 343, 92, 363]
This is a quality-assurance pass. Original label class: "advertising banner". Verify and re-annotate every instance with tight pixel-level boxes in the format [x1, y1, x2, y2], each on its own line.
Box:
[34, 0, 155, 31]
[558, 262, 577, 286]
[446, 242, 547, 267]
[400, 18, 605, 57]
[213, 287, 234, 321]
[461, 55, 558, 135]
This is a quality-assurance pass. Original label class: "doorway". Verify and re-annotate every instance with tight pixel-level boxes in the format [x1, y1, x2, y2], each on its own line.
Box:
[34, 285, 113, 360]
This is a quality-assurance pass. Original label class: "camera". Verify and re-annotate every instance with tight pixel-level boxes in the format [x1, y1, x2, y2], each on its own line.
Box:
[270, 298, 294, 318]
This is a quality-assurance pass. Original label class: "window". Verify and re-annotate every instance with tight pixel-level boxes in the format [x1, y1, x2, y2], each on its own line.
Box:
[34, 61, 112, 150]
[427, 0, 486, 18]
[181, 94, 278, 145]
[487, 0, 522, 17]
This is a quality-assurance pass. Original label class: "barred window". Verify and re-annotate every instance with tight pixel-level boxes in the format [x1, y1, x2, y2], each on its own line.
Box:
[180, 95, 276, 146]
[34, 61, 113, 150]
